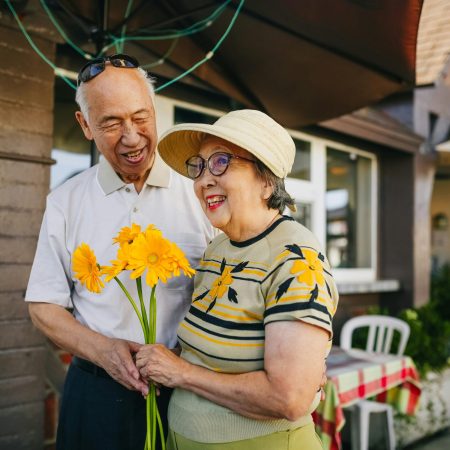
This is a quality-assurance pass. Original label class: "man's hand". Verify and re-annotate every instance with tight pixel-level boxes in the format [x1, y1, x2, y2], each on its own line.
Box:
[28, 303, 149, 394]
[97, 338, 149, 395]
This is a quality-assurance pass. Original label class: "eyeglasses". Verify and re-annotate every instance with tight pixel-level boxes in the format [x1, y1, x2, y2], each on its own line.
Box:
[77, 54, 139, 86]
[185, 152, 256, 179]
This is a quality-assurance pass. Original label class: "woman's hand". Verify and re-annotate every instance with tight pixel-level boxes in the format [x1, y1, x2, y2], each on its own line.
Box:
[135, 344, 189, 388]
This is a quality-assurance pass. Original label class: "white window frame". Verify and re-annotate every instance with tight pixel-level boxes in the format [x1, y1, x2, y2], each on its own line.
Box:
[155, 96, 378, 283]
[321, 141, 378, 283]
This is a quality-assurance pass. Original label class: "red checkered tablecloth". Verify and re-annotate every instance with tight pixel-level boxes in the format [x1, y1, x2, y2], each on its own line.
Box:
[313, 346, 421, 450]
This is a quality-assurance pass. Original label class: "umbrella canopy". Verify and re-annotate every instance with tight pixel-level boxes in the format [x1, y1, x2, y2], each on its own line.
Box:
[46, 0, 423, 127]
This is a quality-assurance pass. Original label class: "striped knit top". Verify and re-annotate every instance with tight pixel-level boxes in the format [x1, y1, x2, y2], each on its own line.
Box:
[168, 216, 339, 443]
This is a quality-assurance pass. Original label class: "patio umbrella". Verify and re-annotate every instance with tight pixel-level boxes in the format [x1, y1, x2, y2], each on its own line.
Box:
[43, 0, 423, 128]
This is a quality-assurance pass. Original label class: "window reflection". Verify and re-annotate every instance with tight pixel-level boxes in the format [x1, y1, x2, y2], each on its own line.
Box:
[51, 79, 90, 190]
[290, 138, 311, 181]
[291, 202, 312, 229]
[326, 148, 372, 268]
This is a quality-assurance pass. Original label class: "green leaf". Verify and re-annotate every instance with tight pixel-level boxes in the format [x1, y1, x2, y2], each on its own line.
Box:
[285, 244, 304, 258]
[231, 261, 249, 273]
[228, 287, 238, 303]
[220, 258, 226, 274]
[206, 298, 217, 313]
[275, 277, 294, 303]
[193, 290, 209, 302]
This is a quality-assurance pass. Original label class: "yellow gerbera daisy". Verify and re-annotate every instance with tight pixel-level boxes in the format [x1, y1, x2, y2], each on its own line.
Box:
[127, 232, 175, 287]
[113, 223, 142, 246]
[143, 224, 163, 238]
[101, 242, 132, 282]
[72, 243, 104, 293]
[290, 249, 325, 287]
[167, 242, 196, 278]
[209, 266, 233, 299]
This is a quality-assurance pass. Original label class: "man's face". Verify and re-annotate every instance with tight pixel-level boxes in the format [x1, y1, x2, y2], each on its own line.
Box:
[75, 65, 158, 187]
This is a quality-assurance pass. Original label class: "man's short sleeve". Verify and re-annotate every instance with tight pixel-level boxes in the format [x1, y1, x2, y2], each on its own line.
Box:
[25, 197, 73, 307]
[263, 245, 338, 336]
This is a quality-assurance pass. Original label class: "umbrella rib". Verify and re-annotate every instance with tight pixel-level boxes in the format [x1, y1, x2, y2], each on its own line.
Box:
[129, 40, 213, 88]
[53, 0, 96, 35]
[127, 2, 220, 35]
[151, 0, 266, 109]
[110, 0, 148, 34]
[129, 39, 249, 101]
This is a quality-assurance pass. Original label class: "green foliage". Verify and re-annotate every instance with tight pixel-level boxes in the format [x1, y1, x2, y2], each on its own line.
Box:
[398, 303, 450, 377]
[431, 263, 450, 322]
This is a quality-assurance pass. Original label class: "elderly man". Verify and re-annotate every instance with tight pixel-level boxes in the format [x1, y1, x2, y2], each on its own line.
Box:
[25, 54, 215, 450]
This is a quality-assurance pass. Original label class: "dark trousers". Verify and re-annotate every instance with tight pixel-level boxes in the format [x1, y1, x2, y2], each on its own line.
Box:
[57, 358, 172, 450]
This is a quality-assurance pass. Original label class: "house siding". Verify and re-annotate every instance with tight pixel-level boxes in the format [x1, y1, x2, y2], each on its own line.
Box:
[0, 15, 56, 450]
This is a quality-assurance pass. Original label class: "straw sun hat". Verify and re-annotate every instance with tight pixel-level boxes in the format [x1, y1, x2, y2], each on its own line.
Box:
[157, 109, 296, 179]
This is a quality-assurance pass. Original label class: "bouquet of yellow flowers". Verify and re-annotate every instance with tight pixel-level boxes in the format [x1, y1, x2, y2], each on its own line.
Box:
[72, 224, 195, 450]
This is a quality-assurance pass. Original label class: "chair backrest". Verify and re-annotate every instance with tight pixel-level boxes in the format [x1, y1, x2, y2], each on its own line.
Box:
[340, 315, 410, 355]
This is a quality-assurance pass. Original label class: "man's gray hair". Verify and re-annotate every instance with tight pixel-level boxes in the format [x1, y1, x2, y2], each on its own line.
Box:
[75, 66, 156, 123]
[254, 160, 295, 214]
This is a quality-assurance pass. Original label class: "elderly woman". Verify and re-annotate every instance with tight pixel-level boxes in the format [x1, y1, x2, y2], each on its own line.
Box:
[136, 110, 338, 450]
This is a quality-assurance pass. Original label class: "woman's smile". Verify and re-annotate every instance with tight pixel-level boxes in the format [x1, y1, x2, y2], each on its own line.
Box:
[206, 195, 226, 210]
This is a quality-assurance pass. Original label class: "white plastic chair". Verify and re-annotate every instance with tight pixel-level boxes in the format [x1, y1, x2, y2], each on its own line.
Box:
[340, 315, 411, 450]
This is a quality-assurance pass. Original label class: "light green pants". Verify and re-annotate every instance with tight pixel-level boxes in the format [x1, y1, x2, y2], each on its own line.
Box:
[167, 423, 323, 450]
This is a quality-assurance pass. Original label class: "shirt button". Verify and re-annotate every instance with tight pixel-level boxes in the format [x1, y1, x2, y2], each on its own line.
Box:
[125, 187, 131, 193]
[133, 207, 138, 213]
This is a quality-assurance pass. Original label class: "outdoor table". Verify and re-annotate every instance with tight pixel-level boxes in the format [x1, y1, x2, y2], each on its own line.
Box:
[313, 346, 422, 450]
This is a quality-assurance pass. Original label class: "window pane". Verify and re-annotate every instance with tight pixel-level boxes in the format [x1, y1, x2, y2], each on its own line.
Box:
[51, 149, 90, 190]
[326, 148, 372, 268]
[174, 107, 217, 125]
[290, 138, 311, 181]
[51, 79, 90, 190]
[291, 202, 312, 229]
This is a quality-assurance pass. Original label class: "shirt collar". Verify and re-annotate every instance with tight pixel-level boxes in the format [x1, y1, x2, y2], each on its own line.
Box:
[97, 152, 171, 195]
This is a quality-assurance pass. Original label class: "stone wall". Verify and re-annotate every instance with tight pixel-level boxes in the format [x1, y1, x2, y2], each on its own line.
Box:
[0, 7, 56, 449]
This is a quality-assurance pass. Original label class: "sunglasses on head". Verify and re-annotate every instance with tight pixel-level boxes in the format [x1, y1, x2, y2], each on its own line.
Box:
[185, 152, 256, 180]
[77, 54, 140, 86]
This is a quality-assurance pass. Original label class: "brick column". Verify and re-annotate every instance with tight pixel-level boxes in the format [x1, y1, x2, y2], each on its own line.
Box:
[0, 7, 57, 449]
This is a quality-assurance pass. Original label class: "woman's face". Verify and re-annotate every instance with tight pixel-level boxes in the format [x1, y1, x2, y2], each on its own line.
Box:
[193, 136, 273, 240]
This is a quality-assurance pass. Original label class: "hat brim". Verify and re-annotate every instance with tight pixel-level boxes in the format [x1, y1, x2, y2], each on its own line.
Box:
[158, 122, 283, 178]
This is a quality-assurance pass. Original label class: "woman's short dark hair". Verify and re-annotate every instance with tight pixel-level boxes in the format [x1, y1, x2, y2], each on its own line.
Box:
[254, 160, 295, 214]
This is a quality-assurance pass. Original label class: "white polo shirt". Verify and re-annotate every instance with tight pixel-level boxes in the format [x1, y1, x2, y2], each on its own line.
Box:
[25, 154, 216, 347]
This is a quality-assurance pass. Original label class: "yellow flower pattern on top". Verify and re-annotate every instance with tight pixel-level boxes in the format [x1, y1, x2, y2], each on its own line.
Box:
[209, 266, 233, 299]
[290, 248, 325, 287]
[193, 259, 249, 312]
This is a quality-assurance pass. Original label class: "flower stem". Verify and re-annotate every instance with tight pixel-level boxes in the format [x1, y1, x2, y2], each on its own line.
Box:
[113, 276, 148, 341]
[136, 277, 150, 342]
[146, 392, 151, 449]
[152, 384, 157, 450]
[156, 404, 166, 450]
[149, 286, 157, 342]
[145, 285, 159, 449]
